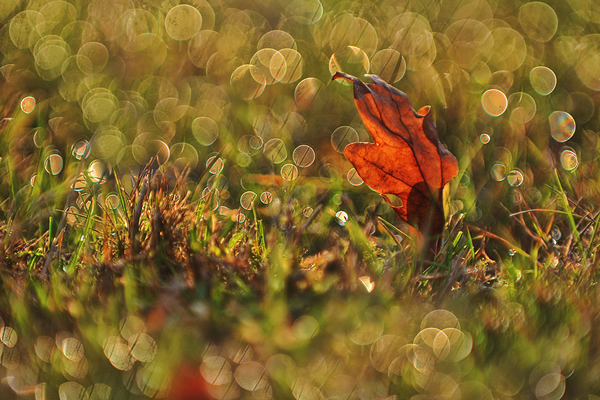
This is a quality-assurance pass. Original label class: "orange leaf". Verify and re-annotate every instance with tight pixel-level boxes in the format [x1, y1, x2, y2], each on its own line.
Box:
[333, 72, 458, 240]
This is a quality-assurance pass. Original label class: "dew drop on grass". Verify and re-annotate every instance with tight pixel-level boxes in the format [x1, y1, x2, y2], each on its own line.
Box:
[1, 346, 20, 370]
[530, 66, 557, 95]
[469, 62, 491, 86]
[72, 174, 86, 192]
[291, 380, 323, 400]
[251, 384, 273, 400]
[35, 336, 54, 363]
[551, 226, 562, 241]
[332, 193, 342, 205]
[331, 126, 359, 153]
[286, 0, 323, 24]
[231, 64, 266, 100]
[188, 30, 220, 69]
[240, 191, 257, 210]
[58, 381, 86, 400]
[88, 160, 107, 183]
[225, 341, 253, 364]
[294, 77, 324, 110]
[535, 373, 565, 399]
[265, 353, 296, 385]
[479, 133, 490, 144]
[369, 335, 402, 372]
[432, 330, 451, 360]
[260, 191, 273, 204]
[347, 168, 363, 186]
[292, 145, 315, 168]
[439, 328, 466, 361]
[277, 49, 303, 84]
[206, 155, 224, 174]
[103, 337, 133, 371]
[421, 310, 460, 331]
[385, 194, 403, 208]
[249, 135, 264, 151]
[66, 206, 78, 225]
[490, 163, 506, 181]
[71, 140, 90, 160]
[281, 163, 298, 181]
[202, 188, 216, 206]
[77, 41, 109, 74]
[250, 48, 286, 85]
[235, 361, 268, 391]
[82, 90, 117, 124]
[370, 49, 405, 83]
[507, 169, 524, 187]
[263, 138, 287, 164]
[105, 194, 119, 210]
[200, 356, 232, 385]
[171, 142, 199, 170]
[258, 30, 297, 51]
[8, 10, 38, 49]
[560, 149, 578, 171]
[136, 364, 170, 398]
[509, 92, 536, 124]
[128, 333, 157, 363]
[135, 138, 170, 166]
[86, 383, 112, 400]
[122, 370, 141, 395]
[165, 4, 202, 41]
[236, 152, 251, 167]
[335, 210, 348, 226]
[444, 19, 492, 71]
[45, 154, 63, 175]
[489, 28, 527, 72]
[329, 46, 370, 80]
[549, 111, 575, 142]
[319, 163, 337, 182]
[481, 89, 507, 116]
[62, 337, 84, 362]
[207, 175, 228, 193]
[450, 200, 464, 214]
[32, 127, 48, 148]
[38, 46, 68, 78]
[519, 2, 558, 43]
[414, 327, 442, 351]
[20, 96, 36, 114]
[0, 327, 17, 348]
[119, 316, 145, 340]
[509, 248, 517, 256]
[192, 116, 219, 146]
[449, 331, 473, 362]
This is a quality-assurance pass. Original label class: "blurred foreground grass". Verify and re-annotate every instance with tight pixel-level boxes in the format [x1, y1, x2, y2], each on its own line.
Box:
[2, 0, 600, 398]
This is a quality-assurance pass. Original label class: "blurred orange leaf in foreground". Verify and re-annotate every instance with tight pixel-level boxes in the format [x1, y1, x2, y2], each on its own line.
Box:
[167, 363, 212, 400]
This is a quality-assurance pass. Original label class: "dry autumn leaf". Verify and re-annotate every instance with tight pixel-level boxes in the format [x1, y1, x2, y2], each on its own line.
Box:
[333, 72, 458, 242]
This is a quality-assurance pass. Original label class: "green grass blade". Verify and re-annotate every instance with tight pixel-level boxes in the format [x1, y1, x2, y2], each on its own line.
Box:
[554, 169, 585, 261]
[113, 172, 130, 222]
